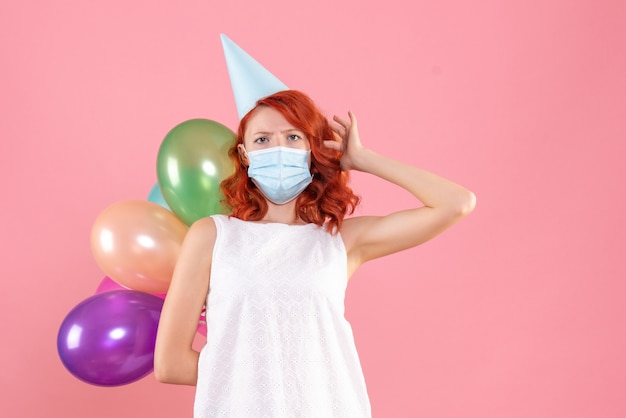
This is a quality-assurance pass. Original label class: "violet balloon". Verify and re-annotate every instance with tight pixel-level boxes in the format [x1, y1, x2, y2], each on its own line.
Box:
[57, 290, 163, 386]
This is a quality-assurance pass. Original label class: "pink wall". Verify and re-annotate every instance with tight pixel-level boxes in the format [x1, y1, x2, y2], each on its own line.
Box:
[2, 0, 625, 416]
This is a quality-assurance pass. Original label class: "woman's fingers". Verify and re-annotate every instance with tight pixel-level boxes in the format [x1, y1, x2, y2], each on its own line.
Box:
[331, 122, 347, 139]
[323, 140, 342, 151]
[348, 111, 358, 128]
[333, 112, 358, 140]
[333, 114, 350, 129]
[331, 131, 343, 143]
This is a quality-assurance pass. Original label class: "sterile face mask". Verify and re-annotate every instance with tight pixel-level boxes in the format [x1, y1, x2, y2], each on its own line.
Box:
[246, 146, 313, 205]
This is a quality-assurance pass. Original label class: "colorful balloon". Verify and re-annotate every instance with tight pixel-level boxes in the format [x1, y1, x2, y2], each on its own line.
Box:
[197, 306, 207, 337]
[95, 276, 128, 293]
[90, 200, 187, 294]
[95, 279, 202, 334]
[95, 276, 166, 299]
[57, 290, 163, 386]
[147, 182, 170, 210]
[156, 119, 235, 226]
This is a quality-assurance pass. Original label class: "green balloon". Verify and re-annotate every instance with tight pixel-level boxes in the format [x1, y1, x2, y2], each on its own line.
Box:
[156, 119, 235, 225]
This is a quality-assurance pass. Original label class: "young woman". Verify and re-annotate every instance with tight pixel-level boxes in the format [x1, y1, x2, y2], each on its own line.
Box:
[154, 90, 476, 417]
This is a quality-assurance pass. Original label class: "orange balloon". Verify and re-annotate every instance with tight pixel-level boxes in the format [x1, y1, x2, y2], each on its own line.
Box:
[90, 200, 188, 294]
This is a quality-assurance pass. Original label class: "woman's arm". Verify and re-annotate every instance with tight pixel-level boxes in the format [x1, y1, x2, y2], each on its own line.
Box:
[327, 112, 476, 272]
[153, 217, 216, 385]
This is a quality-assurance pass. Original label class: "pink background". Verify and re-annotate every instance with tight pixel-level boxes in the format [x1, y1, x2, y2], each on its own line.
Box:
[2, 0, 625, 417]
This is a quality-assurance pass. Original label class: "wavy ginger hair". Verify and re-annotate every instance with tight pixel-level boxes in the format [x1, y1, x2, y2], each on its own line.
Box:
[220, 90, 360, 232]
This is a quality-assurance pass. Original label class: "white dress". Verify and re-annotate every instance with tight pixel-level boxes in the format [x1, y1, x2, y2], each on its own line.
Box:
[194, 215, 371, 417]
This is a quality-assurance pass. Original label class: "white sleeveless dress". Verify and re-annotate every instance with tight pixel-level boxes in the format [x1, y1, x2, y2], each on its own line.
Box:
[194, 215, 371, 417]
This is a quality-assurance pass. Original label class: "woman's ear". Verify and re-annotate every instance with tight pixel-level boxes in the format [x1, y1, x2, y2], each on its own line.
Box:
[237, 144, 250, 166]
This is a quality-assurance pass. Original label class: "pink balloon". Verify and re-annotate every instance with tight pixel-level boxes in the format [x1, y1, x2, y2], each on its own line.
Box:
[95, 276, 127, 293]
[197, 306, 207, 336]
[95, 276, 167, 299]
[90, 200, 188, 294]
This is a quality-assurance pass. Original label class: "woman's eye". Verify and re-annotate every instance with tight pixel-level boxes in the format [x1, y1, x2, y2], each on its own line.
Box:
[254, 137, 268, 144]
[288, 134, 301, 141]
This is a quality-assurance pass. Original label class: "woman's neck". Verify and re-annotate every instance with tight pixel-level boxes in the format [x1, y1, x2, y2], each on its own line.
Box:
[261, 200, 305, 225]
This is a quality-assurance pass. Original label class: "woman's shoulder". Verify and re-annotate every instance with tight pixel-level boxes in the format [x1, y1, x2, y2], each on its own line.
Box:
[341, 215, 379, 232]
[339, 216, 377, 251]
[191, 214, 235, 228]
[186, 216, 218, 243]
[190, 215, 218, 228]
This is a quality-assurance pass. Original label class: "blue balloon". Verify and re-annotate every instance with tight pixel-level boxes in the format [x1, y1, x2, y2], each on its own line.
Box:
[57, 290, 163, 386]
[147, 182, 170, 210]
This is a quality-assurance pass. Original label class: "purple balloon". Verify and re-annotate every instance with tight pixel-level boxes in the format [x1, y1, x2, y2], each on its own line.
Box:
[57, 290, 163, 386]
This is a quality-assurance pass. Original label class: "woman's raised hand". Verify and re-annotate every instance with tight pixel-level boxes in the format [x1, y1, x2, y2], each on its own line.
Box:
[325, 111, 367, 172]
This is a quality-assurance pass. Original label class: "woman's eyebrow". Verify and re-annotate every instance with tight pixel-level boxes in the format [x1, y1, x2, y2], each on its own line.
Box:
[251, 129, 304, 136]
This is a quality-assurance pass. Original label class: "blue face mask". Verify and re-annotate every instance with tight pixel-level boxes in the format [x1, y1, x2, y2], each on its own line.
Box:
[246, 146, 313, 205]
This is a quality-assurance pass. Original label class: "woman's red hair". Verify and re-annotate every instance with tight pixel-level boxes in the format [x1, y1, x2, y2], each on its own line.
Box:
[220, 90, 360, 232]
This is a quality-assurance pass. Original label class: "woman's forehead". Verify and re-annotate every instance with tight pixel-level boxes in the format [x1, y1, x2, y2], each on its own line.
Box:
[245, 106, 301, 135]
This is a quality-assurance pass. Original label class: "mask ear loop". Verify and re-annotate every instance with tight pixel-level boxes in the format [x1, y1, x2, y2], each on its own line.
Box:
[308, 149, 320, 178]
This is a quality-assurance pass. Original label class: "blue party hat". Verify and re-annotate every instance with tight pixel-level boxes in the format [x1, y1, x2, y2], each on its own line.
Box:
[221, 34, 289, 120]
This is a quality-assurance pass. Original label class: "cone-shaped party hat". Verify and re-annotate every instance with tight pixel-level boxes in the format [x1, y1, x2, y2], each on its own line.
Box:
[221, 34, 289, 120]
